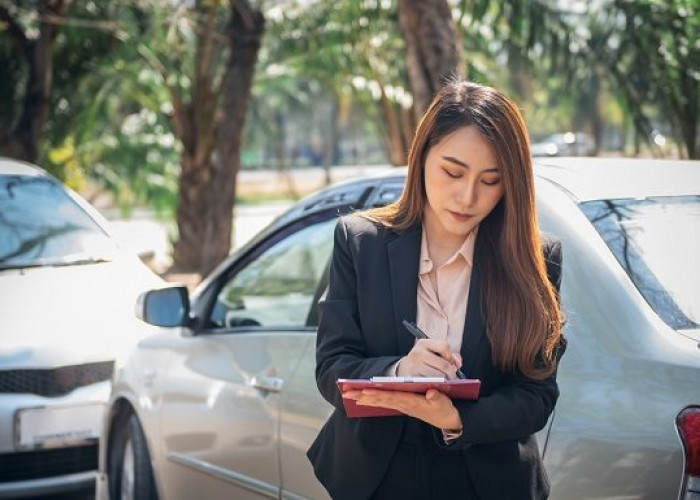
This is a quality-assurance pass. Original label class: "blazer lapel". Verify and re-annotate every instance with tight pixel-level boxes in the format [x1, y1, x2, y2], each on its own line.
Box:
[460, 247, 486, 378]
[387, 222, 422, 356]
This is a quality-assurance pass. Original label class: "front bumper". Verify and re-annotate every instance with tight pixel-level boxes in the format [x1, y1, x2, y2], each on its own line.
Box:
[0, 470, 95, 499]
[0, 380, 110, 497]
[95, 472, 109, 500]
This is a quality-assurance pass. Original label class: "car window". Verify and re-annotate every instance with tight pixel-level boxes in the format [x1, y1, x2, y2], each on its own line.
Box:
[0, 175, 116, 269]
[209, 217, 337, 330]
[580, 195, 699, 330]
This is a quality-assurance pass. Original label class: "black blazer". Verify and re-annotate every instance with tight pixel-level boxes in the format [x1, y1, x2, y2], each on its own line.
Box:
[307, 215, 565, 500]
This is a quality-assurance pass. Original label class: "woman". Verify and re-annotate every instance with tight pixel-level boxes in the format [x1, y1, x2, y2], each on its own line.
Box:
[307, 80, 565, 500]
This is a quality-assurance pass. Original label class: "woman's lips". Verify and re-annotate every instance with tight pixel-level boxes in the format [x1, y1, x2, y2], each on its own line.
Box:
[448, 210, 474, 222]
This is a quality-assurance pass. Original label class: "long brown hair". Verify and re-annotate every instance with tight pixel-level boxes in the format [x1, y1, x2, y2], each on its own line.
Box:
[365, 80, 562, 379]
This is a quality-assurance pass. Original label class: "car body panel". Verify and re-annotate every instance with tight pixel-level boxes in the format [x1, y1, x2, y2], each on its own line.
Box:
[156, 330, 310, 499]
[106, 330, 175, 498]
[0, 258, 160, 370]
[536, 157, 700, 202]
[277, 332, 332, 500]
[0, 471, 96, 499]
[535, 178, 700, 499]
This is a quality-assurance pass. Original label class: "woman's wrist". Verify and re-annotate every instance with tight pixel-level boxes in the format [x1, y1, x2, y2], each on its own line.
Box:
[442, 408, 462, 432]
[441, 410, 463, 443]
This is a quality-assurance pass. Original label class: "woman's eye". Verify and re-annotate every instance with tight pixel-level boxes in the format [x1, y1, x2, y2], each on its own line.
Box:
[482, 178, 501, 186]
[443, 168, 461, 179]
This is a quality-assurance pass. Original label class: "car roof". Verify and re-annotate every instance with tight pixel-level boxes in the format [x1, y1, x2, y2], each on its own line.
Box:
[532, 157, 700, 202]
[309, 158, 700, 205]
[0, 157, 48, 177]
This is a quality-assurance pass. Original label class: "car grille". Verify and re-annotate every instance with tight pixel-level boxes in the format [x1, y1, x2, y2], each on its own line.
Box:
[0, 361, 114, 397]
[0, 444, 98, 482]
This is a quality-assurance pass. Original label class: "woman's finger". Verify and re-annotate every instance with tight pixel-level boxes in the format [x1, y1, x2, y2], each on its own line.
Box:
[425, 389, 440, 401]
[412, 340, 459, 376]
[418, 338, 454, 362]
[421, 353, 457, 377]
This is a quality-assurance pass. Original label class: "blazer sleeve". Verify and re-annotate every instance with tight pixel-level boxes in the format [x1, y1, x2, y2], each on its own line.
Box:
[434, 239, 567, 448]
[314, 217, 403, 409]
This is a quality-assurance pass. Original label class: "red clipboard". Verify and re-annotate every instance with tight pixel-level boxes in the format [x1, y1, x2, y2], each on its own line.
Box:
[337, 377, 481, 418]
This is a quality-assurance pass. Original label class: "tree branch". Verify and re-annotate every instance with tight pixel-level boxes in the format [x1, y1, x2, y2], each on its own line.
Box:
[0, 5, 31, 58]
[230, 0, 254, 30]
[193, 5, 219, 165]
[42, 0, 73, 43]
[38, 12, 119, 32]
[135, 43, 191, 152]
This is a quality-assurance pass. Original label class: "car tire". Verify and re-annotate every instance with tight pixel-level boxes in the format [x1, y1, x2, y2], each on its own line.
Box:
[109, 413, 158, 500]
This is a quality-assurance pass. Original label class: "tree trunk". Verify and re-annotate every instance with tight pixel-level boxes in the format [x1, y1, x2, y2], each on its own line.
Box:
[590, 68, 604, 155]
[169, 2, 219, 274]
[170, 0, 264, 275]
[0, 0, 71, 162]
[505, 3, 529, 101]
[275, 111, 299, 199]
[665, 3, 698, 159]
[397, 0, 463, 120]
[322, 98, 338, 186]
[401, 104, 416, 155]
[203, 0, 264, 276]
[679, 94, 697, 159]
[372, 73, 408, 166]
[364, 55, 409, 166]
[171, 152, 212, 272]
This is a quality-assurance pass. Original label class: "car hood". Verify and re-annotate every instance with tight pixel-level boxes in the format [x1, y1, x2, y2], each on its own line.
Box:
[679, 328, 700, 343]
[531, 142, 558, 157]
[0, 255, 162, 370]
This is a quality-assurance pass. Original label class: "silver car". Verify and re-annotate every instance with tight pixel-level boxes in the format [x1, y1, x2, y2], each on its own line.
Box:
[98, 158, 700, 500]
[0, 158, 162, 498]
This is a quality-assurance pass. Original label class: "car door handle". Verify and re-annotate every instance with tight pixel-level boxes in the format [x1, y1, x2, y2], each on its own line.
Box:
[249, 376, 285, 393]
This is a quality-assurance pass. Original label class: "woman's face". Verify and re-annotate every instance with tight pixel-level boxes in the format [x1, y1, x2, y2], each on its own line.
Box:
[423, 125, 504, 242]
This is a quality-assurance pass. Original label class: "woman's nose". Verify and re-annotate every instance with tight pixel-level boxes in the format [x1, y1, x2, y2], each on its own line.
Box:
[459, 180, 477, 207]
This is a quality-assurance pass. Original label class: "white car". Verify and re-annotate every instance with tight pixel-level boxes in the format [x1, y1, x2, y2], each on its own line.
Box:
[99, 158, 699, 500]
[0, 158, 162, 498]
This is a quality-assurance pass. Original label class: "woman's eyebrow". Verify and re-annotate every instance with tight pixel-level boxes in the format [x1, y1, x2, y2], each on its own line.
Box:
[442, 155, 499, 173]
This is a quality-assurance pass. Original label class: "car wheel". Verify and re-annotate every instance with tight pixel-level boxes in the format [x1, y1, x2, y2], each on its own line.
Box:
[109, 413, 158, 500]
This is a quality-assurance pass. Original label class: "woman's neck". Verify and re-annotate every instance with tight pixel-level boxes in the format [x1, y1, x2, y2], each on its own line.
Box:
[422, 208, 469, 267]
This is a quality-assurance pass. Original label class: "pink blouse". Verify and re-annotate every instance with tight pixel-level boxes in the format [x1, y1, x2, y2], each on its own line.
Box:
[387, 226, 476, 376]
[416, 226, 476, 356]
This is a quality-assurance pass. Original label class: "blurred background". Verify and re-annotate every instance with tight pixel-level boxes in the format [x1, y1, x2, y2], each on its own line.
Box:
[1, 0, 697, 280]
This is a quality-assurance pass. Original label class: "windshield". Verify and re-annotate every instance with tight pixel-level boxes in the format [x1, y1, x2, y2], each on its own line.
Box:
[580, 196, 699, 331]
[0, 174, 116, 269]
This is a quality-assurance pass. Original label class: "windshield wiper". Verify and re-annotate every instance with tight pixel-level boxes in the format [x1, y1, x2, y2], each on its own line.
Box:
[49, 256, 112, 267]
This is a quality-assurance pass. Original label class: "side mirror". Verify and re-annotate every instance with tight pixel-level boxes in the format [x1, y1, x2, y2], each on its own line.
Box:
[136, 286, 190, 327]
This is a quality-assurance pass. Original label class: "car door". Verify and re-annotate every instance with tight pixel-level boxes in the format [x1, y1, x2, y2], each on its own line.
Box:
[276, 251, 334, 500]
[277, 182, 407, 500]
[277, 318, 334, 500]
[156, 215, 338, 500]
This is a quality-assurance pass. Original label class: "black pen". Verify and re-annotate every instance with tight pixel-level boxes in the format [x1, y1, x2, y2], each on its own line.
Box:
[402, 320, 466, 379]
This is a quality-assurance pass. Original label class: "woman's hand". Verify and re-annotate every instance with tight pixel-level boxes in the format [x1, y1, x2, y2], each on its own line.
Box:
[343, 388, 463, 430]
[397, 338, 462, 379]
